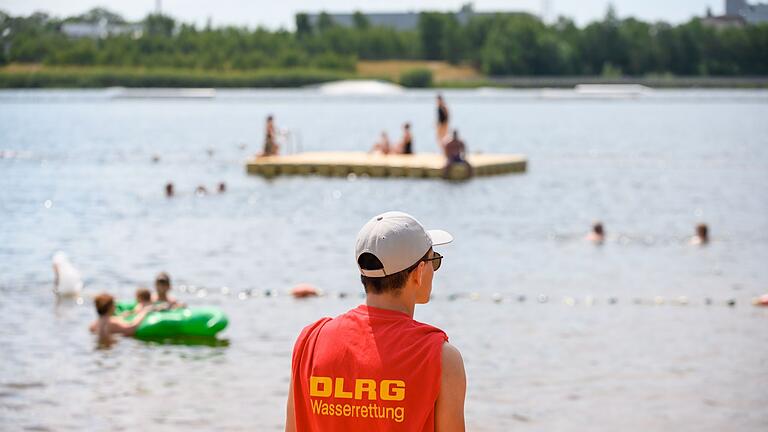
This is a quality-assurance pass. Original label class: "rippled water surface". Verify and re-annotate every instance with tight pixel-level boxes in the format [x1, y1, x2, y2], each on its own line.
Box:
[1, 89, 767, 431]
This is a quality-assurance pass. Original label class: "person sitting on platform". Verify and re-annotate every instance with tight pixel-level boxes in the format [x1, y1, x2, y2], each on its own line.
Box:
[441, 130, 472, 178]
[89, 293, 152, 345]
[370, 131, 391, 155]
[394, 123, 413, 155]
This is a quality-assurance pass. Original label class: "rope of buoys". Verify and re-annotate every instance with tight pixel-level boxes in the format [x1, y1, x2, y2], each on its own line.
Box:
[169, 284, 767, 309]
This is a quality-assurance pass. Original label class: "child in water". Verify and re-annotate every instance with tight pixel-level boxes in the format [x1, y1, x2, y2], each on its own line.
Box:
[134, 287, 153, 312]
[89, 293, 151, 345]
[117, 287, 154, 317]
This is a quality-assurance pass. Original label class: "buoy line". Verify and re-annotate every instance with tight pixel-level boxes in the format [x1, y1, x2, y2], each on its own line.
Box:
[170, 285, 762, 309]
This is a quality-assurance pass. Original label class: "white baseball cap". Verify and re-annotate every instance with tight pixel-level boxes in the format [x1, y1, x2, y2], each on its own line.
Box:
[355, 211, 453, 277]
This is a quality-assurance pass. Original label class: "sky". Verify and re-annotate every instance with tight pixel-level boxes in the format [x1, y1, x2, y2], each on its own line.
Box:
[0, 0, 724, 29]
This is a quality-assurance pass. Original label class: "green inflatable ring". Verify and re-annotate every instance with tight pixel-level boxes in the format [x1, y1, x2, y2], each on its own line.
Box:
[115, 300, 228, 339]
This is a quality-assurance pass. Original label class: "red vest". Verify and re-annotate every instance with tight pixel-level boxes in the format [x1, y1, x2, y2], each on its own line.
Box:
[291, 305, 447, 431]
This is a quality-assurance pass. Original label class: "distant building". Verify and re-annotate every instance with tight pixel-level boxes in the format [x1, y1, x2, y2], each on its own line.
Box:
[724, 0, 768, 23]
[302, 3, 531, 31]
[61, 20, 143, 39]
[702, 11, 746, 29]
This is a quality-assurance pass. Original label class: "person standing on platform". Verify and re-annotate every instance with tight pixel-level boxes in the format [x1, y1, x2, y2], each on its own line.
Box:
[436, 94, 450, 145]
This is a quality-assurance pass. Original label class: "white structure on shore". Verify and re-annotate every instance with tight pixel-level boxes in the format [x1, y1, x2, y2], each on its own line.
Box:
[61, 20, 143, 39]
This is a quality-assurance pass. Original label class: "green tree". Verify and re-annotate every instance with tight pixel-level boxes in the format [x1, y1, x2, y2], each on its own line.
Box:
[144, 13, 175, 37]
[352, 11, 369, 30]
[317, 12, 334, 33]
[418, 12, 445, 60]
[295, 13, 312, 38]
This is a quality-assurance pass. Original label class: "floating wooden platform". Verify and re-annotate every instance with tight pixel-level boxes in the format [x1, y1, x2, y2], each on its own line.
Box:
[246, 152, 527, 180]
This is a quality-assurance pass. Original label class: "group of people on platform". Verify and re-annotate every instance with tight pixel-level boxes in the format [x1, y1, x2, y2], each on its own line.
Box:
[256, 94, 471, 175]
[89, 272, 184, 345]
[368, 94, 470, 171]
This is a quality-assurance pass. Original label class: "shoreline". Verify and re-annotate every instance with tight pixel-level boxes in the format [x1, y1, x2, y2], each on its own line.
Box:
[1, 66, 767, 89]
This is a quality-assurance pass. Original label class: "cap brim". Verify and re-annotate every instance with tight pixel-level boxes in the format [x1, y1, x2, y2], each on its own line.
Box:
[427, 229, 453, 246]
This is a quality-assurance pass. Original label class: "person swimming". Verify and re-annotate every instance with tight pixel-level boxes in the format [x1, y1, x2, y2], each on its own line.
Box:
[165, 182, 174, 197]
[153, 272, 185, 309]
[89, 293, 151, 346]
[117, 287, 153, 317]
[691, 223, 709, 245]
[587, 222, 605, 244]
[134, 287, 153, 312]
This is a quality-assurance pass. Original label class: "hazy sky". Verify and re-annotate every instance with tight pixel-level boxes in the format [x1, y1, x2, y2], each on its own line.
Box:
[0, 0, 723, 28]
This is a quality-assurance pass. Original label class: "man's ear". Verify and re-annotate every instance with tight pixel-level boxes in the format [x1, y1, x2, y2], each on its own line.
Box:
[410, 261, 424, 285]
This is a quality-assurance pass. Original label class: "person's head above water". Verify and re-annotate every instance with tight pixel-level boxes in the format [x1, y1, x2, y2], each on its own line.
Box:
[355, 211, 452, 301]
[593, 222, 604, 236]
[94, 293, 115, 317]
[136, 287, 151, 304]
[155, 272, 171, 294]
[696, 223, 709, 243]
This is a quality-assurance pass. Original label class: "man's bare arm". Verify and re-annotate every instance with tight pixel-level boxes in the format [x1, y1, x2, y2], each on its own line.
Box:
[285, 375, 296, 432]
[111, 307, 151, 336]
[436, 342, 467, 432]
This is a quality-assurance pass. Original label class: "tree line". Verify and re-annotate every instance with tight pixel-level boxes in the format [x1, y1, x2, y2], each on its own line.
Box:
[1, 7, 766, 76]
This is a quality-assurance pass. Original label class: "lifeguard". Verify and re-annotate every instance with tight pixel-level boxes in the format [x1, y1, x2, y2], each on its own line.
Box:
[285, 211, 466, 431]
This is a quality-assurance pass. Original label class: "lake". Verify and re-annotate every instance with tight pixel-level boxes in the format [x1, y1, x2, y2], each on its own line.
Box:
[1, 88, 767, 431]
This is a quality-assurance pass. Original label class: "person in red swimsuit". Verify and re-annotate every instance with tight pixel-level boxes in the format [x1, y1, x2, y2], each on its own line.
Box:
[286, 211, 466, 431]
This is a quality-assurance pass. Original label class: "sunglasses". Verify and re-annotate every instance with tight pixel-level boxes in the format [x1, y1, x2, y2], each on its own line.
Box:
[422, 252, 443, 271]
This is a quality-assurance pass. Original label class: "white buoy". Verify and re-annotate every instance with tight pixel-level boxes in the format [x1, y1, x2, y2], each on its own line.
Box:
[52, 251, 83, 297]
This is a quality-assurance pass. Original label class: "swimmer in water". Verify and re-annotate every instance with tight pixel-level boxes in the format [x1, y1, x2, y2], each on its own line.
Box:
[89, 293, 151, 345]
[218, 182, 227, 193]
[586, 222, 605, 244]
[117, 287, 153, 317]
[134, 287, 153, 312]
[691, 223, 709, 245]
[153, 272, 185, 309]
[165, 182, 174, 197]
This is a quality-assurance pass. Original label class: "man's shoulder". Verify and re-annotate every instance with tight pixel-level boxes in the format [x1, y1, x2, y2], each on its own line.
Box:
[298, 316, 333, 338]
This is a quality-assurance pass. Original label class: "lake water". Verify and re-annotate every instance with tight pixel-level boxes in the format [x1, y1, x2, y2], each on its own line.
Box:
[1, 88, 767, 431]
